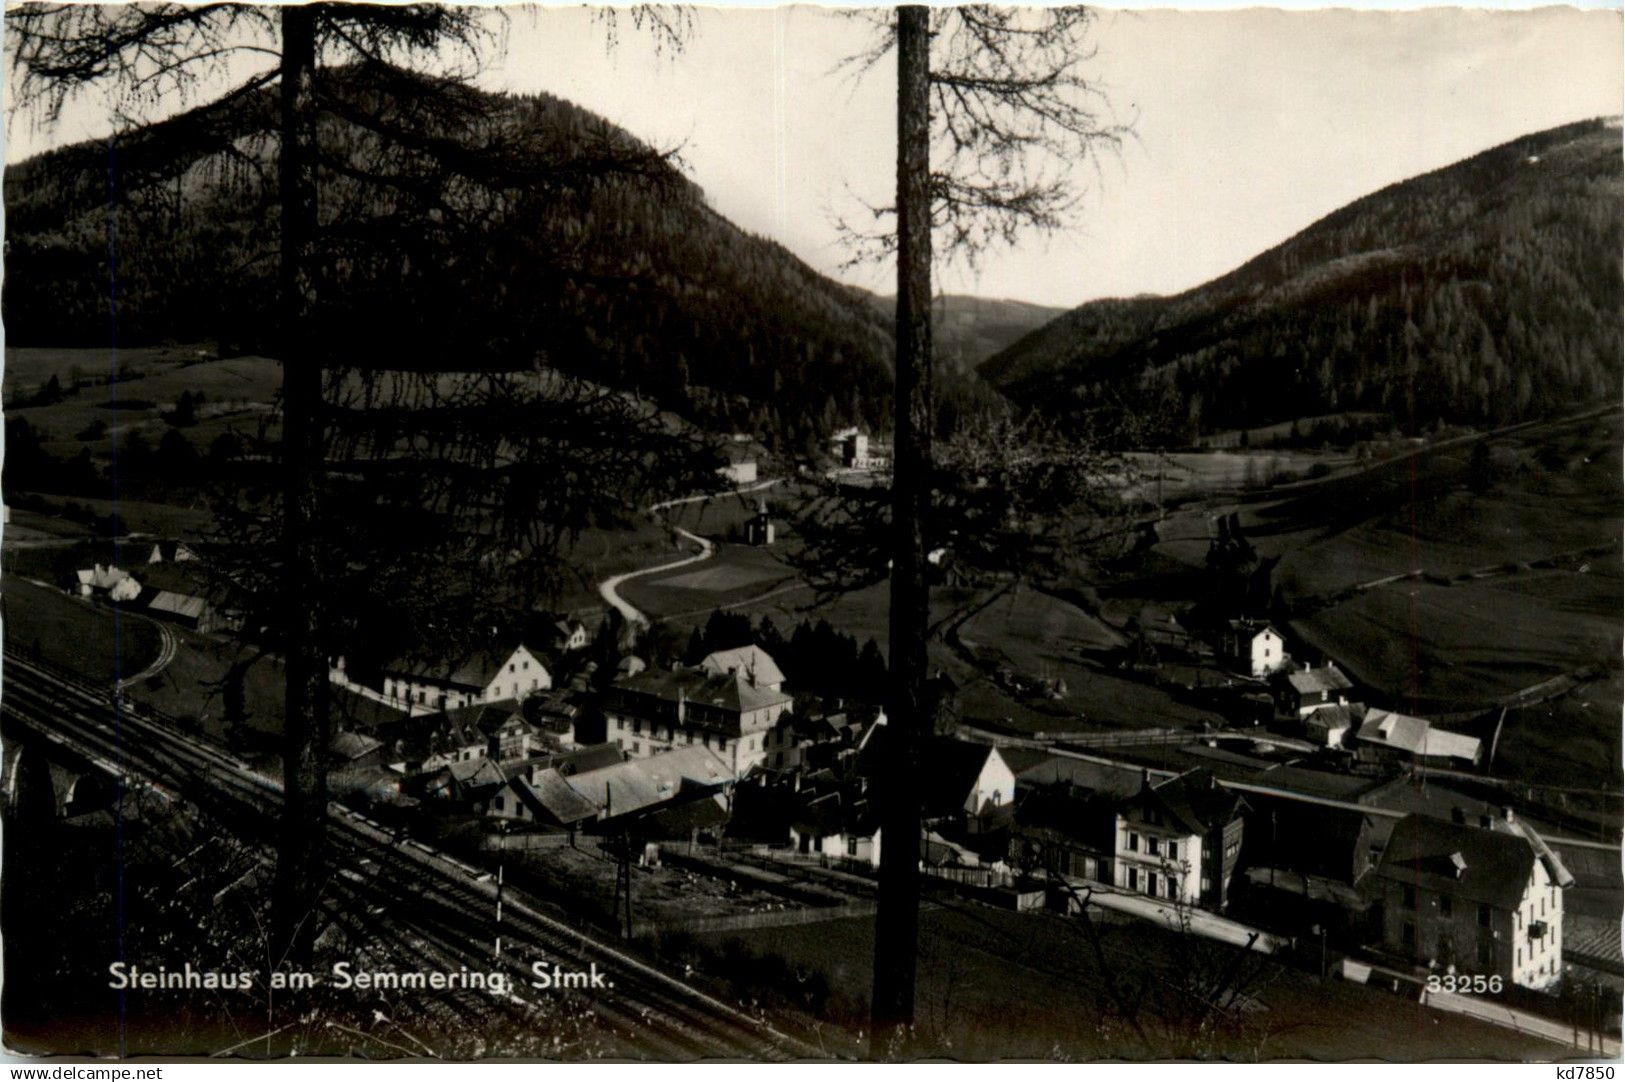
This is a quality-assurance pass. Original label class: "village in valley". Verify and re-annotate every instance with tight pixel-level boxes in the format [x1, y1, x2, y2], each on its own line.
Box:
[9, 389, 1619, 1056]
[1, 2, 1621, 1065]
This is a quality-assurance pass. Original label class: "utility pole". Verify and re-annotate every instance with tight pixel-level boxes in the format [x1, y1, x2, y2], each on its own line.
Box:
[494, 822, 507, 959]
[613, 830, 634, 939]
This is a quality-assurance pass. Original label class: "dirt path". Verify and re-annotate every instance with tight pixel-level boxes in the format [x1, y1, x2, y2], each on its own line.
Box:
[597, 479, 782, 626]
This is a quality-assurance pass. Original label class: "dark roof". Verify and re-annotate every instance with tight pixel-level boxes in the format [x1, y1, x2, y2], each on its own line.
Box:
[329, 687, 410, 732]
[1013, 785, 1116, 853]
[329, 730, 383, 761]
[859, 729, 1005, 818]
[1008, 752, 1147, 800]
[381, 645, 534, 691]
[1304, 703, 1358, 731]
[1284, 665, 1354, 696]
[1130, 768, 1244, 835]
[514, 768, 601, 826]
[612, 665, 791, 724]
[1373, 814, 1538, 910]
[791, 789, 878, 839]
[136, 560, 206, 596]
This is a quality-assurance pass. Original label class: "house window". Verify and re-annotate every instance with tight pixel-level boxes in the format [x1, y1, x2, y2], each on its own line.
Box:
[847, 836, 858, 857]
[1127, 868, 1138, 891]
[1402, 921, 1416, 947]
[632, 742, 641, 754]
[1167, 841, 1178, 862]
[494, 795, 505, 811]
[1147, 872, 1158, 897]
[1401, 885, 1416, 910]
[1478, 904, 1492, 928]
[1440, 895, 1452, 918]
[1148, 837, 1160, 857]
[633, 719, 642, 735]
[1127, 832, 1140, 853]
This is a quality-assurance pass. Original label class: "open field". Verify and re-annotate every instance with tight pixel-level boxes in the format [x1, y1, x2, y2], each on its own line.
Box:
[2, 574, 160, 685]
[1128, 409, 1623, 784]
[5, 491, 215, 539]
[619, 542, 802, 623]
[1488, 669, 1624, 792]
[698, 900, 1568, 1060]
[1125, 449, 1354, 503]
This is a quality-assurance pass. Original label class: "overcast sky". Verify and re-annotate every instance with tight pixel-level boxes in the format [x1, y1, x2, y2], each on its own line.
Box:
[6, 4, 1621, 309]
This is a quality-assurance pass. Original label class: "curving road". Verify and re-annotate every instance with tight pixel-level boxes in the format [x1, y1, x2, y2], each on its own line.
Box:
[598, 479, 781, 627]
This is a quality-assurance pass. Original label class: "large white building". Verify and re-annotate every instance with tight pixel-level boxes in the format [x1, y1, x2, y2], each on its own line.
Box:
[1370, 811, 1571, 991]
[1112, 768, 1246, 909]
[604, 645, 792, 776]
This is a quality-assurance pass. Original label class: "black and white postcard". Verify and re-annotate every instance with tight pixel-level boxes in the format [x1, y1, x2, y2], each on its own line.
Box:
[1, 1, 1620, 1064]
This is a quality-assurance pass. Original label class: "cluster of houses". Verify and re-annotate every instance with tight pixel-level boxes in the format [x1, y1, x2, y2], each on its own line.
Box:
[73, 541, 231, 633]
[1223, 621, 1484, 769]
[319, 619, 1572, 996]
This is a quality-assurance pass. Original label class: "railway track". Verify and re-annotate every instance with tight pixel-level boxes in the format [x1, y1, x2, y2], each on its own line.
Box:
[1, 651, 823, 1060]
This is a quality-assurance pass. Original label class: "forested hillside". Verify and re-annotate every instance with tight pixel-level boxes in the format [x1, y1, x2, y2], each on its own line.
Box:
[865, 293, 1066, 375]
[3, 64, 894, 452]
[983, 119, 1623, 444]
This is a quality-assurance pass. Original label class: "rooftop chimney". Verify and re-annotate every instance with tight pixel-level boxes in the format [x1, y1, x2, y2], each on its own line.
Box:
[1479, 813, 1493, 829]
[1503, 807, 1516, 825]
[1450, 851, 1468, 878]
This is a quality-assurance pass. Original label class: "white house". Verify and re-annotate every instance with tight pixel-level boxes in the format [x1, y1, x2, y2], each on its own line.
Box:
[76, 564, 142, 603]
[1371, 811, 1571, 991]
[1113, 769, 1246, 909]
[1223, 620, 1287, 678]
[606, 646, 792, 776]
[789, 793, 882, 869]
[379, 644, 550, 713]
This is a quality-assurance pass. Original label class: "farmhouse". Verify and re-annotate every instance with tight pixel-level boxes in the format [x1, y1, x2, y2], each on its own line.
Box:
[1113, 768, 1246, 910]
[552, 619, 590, 653]
[605, 647, 792, 776]
[75, 564, 142, 603]
[1277, 661, 1355, 716]
[789, 788, 882, 868]
[1368, 812, 1570, 990]
[1353, 709, 1482, 767]
[145, 589, 224, 632]
[379, 644, 550, 712]
[1220, 619, 1287, 678]
[1302, 703, 1359, 748]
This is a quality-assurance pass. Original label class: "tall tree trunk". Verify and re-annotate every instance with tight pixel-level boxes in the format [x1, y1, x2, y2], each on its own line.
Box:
[871, 3, 932, 1054]
[271, 3, 328, 968]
